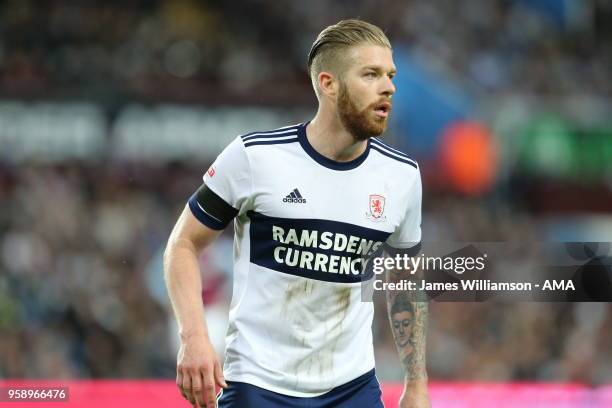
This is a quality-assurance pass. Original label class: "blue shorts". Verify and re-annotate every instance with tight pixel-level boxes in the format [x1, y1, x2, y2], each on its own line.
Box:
[217, 369, 384, 408]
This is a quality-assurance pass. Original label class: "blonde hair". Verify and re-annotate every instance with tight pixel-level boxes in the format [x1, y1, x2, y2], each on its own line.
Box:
[308, 19, 391, 98]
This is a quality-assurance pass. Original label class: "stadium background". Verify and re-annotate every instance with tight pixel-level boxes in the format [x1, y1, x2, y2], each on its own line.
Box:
[0, 0, 610, 406]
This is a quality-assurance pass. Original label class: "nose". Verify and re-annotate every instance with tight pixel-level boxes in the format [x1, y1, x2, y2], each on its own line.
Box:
[381, 75, 395, 97]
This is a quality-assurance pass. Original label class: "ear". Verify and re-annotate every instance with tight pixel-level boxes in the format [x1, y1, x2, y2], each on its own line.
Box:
[317, 71, 338, 98]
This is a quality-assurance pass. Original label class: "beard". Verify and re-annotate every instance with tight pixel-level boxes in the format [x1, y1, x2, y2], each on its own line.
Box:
[337, 82, 389, 142]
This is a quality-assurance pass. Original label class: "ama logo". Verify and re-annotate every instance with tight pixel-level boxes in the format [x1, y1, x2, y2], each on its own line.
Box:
[366, 194, 386, 222]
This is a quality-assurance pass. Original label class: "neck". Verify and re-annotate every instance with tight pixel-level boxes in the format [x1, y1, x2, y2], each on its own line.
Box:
[306, 107, 368, 162]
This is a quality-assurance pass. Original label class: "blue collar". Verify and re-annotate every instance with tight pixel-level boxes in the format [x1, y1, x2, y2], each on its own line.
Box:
[298, 122, 370, 171]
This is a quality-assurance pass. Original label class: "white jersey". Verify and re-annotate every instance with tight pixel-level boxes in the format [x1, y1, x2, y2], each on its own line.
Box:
[188, 122, 421, 397]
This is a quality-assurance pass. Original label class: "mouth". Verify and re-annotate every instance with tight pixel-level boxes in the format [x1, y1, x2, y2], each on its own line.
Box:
[373, 101, 392, 118]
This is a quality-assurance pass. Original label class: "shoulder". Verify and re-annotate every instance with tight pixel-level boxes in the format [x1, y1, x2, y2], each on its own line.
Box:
[369, 137, 419, 171]
[239, 123, 301, 149]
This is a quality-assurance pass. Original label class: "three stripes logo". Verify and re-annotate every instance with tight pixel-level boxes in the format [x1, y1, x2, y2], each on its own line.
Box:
[283, 188, 307, 204]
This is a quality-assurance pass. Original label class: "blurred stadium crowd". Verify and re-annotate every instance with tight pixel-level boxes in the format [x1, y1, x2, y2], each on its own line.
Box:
[1, 0, 611, 388]
[2, 0, 611, 99]
[1, 162, 611, 383]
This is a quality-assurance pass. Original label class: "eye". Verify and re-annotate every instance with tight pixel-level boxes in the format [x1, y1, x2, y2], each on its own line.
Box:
[364, 72, 377, 79]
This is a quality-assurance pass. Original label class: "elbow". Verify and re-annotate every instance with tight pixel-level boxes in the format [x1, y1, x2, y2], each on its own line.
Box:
[162, 236, 197, 275]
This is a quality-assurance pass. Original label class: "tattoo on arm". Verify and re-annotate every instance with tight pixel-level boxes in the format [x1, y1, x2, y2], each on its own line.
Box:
[387, 266, 429, 380]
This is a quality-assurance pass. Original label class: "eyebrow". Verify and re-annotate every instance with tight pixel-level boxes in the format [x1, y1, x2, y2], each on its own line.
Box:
[362, 66, 397, 75]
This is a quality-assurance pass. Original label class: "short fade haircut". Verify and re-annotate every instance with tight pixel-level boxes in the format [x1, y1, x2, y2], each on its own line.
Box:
[308, 19, 392, 98]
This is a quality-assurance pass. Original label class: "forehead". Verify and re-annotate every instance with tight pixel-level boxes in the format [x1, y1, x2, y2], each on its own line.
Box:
[344, 45, 395, 71]
[393, 310, 413, 319]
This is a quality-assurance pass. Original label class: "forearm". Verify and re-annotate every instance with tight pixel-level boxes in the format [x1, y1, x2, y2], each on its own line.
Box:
[386, 268, 429, 382]
[164, 238, 209, 339]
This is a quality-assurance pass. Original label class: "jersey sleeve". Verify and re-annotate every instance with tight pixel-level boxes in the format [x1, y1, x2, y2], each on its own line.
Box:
[188, 136, 252, 230]
[385, 170, 422, 255]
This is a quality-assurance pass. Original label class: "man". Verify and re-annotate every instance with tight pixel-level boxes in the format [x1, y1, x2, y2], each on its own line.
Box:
[164, 19, 430, 408]
[391, 294, 414, 349]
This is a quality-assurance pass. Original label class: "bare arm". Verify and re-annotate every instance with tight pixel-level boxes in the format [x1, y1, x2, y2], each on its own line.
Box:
[164, 206, 220, 339]
[164, 206, 226, 408]
[386, 260, 430, 407]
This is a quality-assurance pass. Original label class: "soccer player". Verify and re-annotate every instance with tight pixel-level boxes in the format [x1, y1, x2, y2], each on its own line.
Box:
[164, 19, 430, 408]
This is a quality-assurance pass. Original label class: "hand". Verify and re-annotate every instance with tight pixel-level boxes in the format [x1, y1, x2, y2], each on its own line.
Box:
[398, 380, 431, 408]
[176, 333, 227, 408]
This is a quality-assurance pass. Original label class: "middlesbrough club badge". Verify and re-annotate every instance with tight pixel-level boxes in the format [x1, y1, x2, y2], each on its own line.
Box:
[366, 194, 387, 221]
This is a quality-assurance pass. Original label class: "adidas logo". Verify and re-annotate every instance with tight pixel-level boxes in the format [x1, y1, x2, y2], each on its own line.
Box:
[283, 188, 307, 203]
